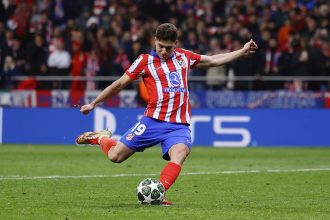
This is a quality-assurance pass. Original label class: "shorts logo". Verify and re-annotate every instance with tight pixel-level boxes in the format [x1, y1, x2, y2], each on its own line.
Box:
[169, 72, 181, 87]
[126, 133, 135, 141]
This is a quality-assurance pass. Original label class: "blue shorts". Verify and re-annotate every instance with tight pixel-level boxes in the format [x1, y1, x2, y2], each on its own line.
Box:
[119, 116, 192, 160]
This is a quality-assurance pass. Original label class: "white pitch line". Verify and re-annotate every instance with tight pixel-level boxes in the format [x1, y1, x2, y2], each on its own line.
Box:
[1, 167, 330, 180]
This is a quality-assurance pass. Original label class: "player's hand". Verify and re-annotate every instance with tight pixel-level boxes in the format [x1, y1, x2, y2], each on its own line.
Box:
[242, 39, 258, 56]
[80, 103, 95, 115]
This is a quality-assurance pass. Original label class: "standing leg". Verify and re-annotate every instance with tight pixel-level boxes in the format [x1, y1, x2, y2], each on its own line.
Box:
[160, 143, 190, 190]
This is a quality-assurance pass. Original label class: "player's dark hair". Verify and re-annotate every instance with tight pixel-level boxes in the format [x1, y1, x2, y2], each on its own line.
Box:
[155, 23, 178, 42]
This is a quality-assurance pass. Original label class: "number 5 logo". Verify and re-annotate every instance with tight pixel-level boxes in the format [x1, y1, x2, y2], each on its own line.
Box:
[213, 116, 251, 147]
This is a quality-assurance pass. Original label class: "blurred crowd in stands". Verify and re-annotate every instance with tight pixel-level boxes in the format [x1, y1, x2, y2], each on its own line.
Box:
[0, 0, 329, 91]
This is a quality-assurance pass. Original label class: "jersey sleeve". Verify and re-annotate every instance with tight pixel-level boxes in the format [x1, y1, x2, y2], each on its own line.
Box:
[182, 49, 201, 68]
[125, 54, 147, 80]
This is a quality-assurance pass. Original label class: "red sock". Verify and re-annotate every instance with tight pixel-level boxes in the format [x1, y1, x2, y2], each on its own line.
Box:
[100, 137, 117, 156]
[160, 162, 182, 191]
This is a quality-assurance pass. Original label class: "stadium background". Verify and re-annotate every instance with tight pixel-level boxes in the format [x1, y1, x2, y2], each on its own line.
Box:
[1, 1, 330, 219]
[0, 0, 329, 146]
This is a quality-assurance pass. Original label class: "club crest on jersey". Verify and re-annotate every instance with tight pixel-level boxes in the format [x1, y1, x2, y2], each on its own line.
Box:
[178, 59, 187, 69]
[169, 72, 181, 87]
[126, 133, 135, 141]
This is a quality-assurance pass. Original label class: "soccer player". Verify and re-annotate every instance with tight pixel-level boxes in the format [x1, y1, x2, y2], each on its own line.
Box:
[76, 23, 258, 205]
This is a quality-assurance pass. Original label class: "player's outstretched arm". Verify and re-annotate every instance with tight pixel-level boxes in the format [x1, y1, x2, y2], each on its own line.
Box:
[80, 74, 133, 115]
[197, 39, 258, 68]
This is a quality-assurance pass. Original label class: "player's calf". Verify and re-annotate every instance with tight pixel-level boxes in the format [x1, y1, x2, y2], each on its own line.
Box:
[106, 142, 136, 163]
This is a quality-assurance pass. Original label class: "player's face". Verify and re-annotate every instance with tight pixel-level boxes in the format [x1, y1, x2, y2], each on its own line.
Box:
[155, 38, 177, 60]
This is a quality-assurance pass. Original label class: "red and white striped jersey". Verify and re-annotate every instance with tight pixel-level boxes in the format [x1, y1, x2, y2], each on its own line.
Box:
[125, 48, 201, 124]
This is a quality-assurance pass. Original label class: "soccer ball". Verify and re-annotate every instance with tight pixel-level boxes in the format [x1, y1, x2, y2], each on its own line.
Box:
[136, 178, 165, 205]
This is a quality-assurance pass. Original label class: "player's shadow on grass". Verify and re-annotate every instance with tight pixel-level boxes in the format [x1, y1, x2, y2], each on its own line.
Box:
[87, 203, 172, 209]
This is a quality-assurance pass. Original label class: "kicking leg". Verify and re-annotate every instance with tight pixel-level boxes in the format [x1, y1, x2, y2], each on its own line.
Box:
[76, 130, 135, 163]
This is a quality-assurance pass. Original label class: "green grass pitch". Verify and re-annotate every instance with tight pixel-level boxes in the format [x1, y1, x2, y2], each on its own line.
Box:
[0, 145, 330, 220]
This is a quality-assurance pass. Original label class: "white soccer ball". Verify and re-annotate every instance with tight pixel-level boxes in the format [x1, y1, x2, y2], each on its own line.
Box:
[136, 178, 165, 205]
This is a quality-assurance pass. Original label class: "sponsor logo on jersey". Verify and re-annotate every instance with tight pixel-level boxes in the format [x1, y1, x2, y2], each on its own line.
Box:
[163, 87, 187, 93]
[169, 71, 181, 87]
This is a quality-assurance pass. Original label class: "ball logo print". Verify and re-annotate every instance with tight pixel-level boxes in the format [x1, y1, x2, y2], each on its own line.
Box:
[169, 72, 181, 87]
[136, 178, 165, 205]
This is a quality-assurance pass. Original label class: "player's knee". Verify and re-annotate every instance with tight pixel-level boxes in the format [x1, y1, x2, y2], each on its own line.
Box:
[170, 146, 190, 162]
[177, 146, 190, 157]
[178, 150, 189, 160]
[108, 153, 123, 163]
